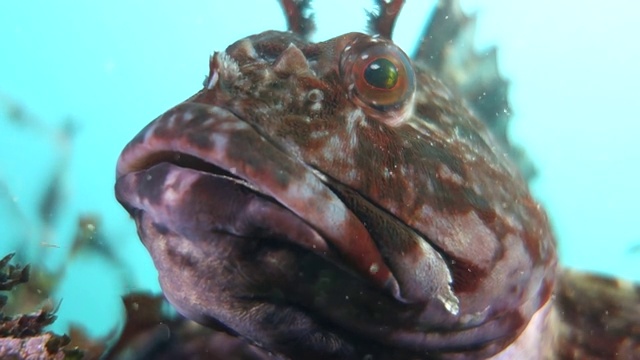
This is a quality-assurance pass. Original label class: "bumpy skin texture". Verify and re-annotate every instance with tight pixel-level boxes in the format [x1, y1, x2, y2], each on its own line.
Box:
[115, 2, 558, 359]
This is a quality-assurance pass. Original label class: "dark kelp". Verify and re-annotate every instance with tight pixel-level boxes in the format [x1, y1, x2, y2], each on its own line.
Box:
[114, 1, 639, 359]
[0, 253, 80, 360]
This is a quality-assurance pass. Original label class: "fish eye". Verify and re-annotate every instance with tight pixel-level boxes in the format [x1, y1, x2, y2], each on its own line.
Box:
[341, 37, 416, 117]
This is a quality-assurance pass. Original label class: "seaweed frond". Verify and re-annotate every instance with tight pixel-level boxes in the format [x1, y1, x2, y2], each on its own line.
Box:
[0, 253, 84, 360]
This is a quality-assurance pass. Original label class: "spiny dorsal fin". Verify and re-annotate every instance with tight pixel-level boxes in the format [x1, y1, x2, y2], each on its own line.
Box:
[413, 0, 535, 180]
[552, 269, 640, 359]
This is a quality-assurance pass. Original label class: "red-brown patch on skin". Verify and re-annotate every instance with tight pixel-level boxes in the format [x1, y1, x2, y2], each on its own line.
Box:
[449, 256, 490, 294]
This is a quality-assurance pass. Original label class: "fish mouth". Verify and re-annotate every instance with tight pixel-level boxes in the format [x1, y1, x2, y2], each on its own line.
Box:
[114, 102, 423, 354]
[115, 102, 398, 296]
[114, 102, 518, 356]
[115, 154, 334, 261]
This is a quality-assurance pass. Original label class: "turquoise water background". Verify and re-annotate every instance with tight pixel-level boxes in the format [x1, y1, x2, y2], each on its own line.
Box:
[1, 0, 638, 339]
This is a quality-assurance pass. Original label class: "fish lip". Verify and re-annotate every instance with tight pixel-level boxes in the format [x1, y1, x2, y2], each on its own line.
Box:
[115, 102, 399, 295]
[114, 127, 335, 264]
[115, 161, 333, 257]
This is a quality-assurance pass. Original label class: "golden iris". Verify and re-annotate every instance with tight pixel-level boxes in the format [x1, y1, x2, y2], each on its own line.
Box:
[364, 58, 398, 90]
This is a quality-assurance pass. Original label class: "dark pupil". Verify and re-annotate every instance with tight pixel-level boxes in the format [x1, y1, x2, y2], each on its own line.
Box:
[364, 58, 398, 89]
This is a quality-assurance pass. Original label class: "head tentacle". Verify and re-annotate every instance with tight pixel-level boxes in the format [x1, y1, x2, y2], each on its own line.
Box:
[279, 0, 315, 38]
[368, 0, 405, 39]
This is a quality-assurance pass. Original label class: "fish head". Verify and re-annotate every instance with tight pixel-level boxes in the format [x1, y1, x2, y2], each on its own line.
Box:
[115, 15, 556, 360]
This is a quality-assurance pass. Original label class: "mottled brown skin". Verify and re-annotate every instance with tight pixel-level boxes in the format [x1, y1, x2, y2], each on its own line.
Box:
[552, 270, 640, 359]
[114, 1, 636, 359]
